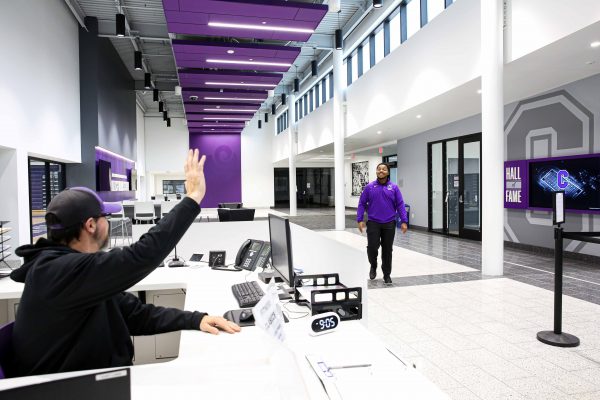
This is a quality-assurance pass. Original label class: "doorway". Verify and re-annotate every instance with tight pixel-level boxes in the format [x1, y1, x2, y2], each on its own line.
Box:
[274, 168, 334, 208]
[428, 133, 481, 240]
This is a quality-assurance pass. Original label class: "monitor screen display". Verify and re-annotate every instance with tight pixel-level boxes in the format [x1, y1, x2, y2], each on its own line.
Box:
[268, 214, 294, 285]
[529, 156, 600, 211]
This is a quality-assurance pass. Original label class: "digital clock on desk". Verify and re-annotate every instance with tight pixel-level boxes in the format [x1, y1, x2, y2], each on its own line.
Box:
[309, 312, 340, 336]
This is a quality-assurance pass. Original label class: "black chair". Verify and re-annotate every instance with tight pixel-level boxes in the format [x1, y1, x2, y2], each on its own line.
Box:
[218, 202, 243, 209]
[176, 194, 182, 200]
[217, 208, 255, 222]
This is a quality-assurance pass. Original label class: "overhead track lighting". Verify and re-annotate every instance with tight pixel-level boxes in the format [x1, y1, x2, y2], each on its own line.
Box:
[208, 21, 314, 34]
[258, 120, 262, 129]
[265, 113, 269, 123]
[144, 73, 151, 89]
[134, 51, 142, 70]
[163, 111, 168, 121]
[311, 60, 318, 77]
[159, 101, 164, 112]
[373, 0, 383, 9]
[272, 104, 276, 115]
[153, 89, 159, 102]
[294, 79, 299, 93]
[335, 29, 343, 50]
[281, 93, 287, 105]
[116, 13, 126, 37]
[167, 118, 171, 127]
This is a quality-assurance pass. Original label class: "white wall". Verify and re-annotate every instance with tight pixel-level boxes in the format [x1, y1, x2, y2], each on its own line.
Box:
[241, 115, 275, 208]
[345, 155, 383, 208]
[0, 0, 80, 253]
[297, 101, 334, 155]
[508, 0, 600, 62]
[272, 128, 290, 163]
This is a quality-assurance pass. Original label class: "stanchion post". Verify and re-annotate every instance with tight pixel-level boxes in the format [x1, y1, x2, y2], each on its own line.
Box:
[537, 190, 579, 347]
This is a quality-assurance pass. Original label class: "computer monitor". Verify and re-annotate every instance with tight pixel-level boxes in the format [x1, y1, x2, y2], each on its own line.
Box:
[268, 214, 294, 286]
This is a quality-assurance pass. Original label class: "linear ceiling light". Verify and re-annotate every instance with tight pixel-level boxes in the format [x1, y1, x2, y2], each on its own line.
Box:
[116, 13, 126, 37]
[197, 124, 245, 127]
[134, 51, 143, 70]
[206, 59, 292, 67]
[203, 97, 264, 102]
[205, 82, 276, 88]
[203, 108, 256, 112]
[203, 117, 251, 121]
[208, 21, 314, 34]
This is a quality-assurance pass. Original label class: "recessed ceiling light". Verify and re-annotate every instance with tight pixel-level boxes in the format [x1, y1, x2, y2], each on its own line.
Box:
[249, 58, 253, 61]
[416, 115, 422, 119]
[227, 49, 235, 54]
[208, 21, 313, 34]
[206, 59, 291, 67]
[262, 21, 267, 25]
[211, 129, 215, 131]
[216, 105, 220, 108]
[477, 89, 482, 94]
[591, 41, 600, 48]
[377, 130, 382, 135]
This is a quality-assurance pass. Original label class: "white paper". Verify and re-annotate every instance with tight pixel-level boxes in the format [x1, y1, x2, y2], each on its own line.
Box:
[252, 281, 286, 342]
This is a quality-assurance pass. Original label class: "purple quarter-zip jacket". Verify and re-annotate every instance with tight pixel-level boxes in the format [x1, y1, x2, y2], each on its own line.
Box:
[356, 179, 408, 224]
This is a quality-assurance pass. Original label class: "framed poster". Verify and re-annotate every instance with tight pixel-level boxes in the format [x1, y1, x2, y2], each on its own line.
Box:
[352, 161, 369, 196]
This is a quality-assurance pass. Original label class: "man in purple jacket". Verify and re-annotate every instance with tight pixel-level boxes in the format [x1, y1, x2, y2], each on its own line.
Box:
[357, 163, 408, 284]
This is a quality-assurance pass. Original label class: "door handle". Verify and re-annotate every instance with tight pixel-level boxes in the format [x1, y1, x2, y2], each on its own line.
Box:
[444, 192, 449, 203]
[459, 195, 463, 204]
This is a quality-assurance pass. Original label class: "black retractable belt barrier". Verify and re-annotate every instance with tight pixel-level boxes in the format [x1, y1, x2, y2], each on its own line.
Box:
[536, 228, 600, 347]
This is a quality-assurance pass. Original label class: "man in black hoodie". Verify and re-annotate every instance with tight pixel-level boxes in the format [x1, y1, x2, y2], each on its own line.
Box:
[8, 149, 240, 377]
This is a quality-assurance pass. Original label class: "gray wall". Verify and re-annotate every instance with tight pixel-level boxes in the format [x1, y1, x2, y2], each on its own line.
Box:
[67, 17, 137, 189]
[397, 73, 600, 256]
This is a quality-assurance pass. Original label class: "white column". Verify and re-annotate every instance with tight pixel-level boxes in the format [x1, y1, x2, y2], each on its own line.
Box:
[333, 48, 345, 230]
[481, 0, 504, 276]
[288, 92, 297, 216]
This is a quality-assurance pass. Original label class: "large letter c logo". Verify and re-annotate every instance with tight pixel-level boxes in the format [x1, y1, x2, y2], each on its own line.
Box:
[557, 170, 569, 189]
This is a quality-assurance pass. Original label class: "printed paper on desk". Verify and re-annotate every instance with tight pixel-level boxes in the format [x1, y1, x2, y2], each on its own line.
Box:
[252, 281, 286, 342]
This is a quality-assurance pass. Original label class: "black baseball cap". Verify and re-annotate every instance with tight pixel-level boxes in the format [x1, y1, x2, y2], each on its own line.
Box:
[46, 187, 122, 229]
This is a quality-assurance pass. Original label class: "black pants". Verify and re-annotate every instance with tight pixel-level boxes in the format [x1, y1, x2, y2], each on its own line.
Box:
[366, 220, 396, 278]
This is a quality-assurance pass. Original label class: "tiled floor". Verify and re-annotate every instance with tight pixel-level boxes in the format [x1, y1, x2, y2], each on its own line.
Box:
[284, 207, 600, 399]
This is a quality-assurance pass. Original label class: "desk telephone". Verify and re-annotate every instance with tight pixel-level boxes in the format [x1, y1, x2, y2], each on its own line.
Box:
[235, 239, 270, 271]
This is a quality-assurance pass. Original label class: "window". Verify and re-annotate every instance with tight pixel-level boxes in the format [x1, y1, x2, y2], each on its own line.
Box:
[346, 58, 352, 86]
[315, 84, 320, 108]
[309, 89, 314, 112]
[276, 110, 290, 134]
[295, 102, 299, 122]
[329, 72, 334, 99]
[374, 26, 385, 64]
[389, 9, 401, 52]
[303, 94, 308, 115]
[407, 0, 421, 38]
[361, 39, 371, 75]
[351, 51, 359, 83]
[428, 0, 445, 21]
[322, 77, 327, 103]
[299, 98, 303, 119]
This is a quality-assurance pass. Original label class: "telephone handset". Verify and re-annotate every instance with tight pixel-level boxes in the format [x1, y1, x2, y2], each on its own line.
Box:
[235, 239, 271, 271]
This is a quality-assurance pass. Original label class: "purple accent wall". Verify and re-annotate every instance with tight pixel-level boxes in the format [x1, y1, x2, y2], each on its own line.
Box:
[189, 133, 242, 207]
[95, 148, 136, 202]
[504, 160, 528, 209]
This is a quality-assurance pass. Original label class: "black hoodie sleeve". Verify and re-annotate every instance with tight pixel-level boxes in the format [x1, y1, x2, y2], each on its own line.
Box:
[117, 292, 205, 335]
[35, 197, 201, 309]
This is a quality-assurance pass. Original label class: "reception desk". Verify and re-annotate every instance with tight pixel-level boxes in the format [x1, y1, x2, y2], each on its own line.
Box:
[0, 221, 447, 399]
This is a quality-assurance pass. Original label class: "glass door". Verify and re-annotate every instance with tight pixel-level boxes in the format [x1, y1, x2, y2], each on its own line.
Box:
[428, 133, 481, 240]
[459, 135, 481, 240]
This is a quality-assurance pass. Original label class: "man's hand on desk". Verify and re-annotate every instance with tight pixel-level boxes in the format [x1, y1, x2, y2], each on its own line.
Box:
[200, 315, 241, 335]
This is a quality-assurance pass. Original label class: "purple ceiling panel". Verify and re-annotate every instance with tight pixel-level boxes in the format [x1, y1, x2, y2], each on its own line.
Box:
[179, 70, 282, 90]
[163, 0, 179, 11]
[172, 40, 300, 72]
[184, 103, 259, 113]
[162, 0, 327, 42]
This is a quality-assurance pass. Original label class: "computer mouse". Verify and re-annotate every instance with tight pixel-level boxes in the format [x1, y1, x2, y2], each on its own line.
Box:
[239, 310, 254, 322]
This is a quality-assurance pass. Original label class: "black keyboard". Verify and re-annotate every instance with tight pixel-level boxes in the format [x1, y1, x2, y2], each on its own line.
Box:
[231, 281, 265, 308]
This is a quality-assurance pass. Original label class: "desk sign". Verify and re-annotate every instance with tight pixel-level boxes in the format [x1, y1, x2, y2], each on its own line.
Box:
[252, 282, 286, 342]
[504, 160, 528, 209]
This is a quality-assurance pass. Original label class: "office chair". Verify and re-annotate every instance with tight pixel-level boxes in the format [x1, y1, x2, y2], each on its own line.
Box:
[0, 321, 14, 379]
[108, 203, 131, 247]
[160, 200, 177, 217]
[218, 208, 255, 222]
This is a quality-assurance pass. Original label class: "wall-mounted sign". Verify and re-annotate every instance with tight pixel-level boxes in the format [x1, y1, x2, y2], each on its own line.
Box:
[504, 160, 528, 209]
